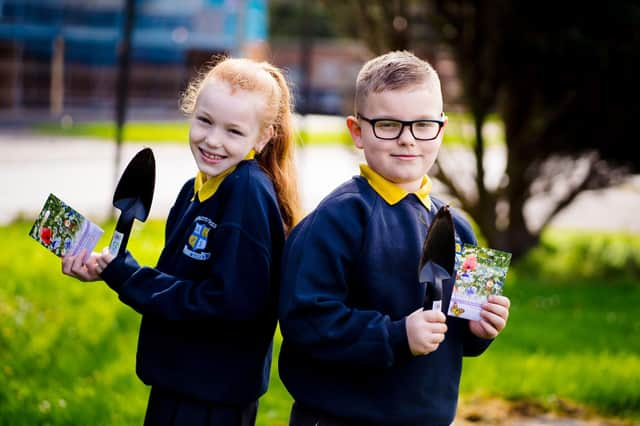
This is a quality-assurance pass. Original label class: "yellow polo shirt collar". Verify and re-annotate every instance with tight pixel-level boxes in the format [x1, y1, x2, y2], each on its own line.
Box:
[193, 150, 255, 202]
[359, 163, 432, 210]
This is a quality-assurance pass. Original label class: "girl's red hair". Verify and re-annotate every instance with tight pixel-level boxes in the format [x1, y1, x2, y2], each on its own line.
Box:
[181, 56, 302, 233]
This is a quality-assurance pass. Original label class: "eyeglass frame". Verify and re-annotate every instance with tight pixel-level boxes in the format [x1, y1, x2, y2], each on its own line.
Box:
[356, 113, 446, 141]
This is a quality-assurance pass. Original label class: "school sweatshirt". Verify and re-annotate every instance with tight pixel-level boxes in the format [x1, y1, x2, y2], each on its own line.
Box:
[278, 173, 492, 426]
[101, 159, 284, 405]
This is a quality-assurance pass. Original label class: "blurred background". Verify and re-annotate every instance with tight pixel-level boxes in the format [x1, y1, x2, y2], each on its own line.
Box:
[1, 1, 639, 425]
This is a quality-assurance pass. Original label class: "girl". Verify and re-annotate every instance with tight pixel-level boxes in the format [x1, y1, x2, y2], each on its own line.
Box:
[62, 57, 301, 426]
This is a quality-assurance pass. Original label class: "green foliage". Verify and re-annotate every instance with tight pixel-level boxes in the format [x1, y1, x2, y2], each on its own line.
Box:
[514, 228, 640, 281]
[35, 121, 190, 144]
[32, 112, 503, 148]
[0, 221, 155, 426]
[269, 0, 339, 41]
[461, 277, 640, 418]
[35, 121, 354, 146]
[296, 129, 352, 146]
[442, 112, 506, 148]
[2, 220, 639, 424]
[0, 220, 290, 425]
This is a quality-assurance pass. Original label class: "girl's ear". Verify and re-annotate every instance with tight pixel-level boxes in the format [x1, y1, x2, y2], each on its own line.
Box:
[255, 125, 275, 153]
[346, 115, 363, 149]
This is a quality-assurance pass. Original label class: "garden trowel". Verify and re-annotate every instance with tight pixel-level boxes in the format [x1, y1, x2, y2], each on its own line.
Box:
[419, 205, 456, 312]
[109, 147, 156, 257]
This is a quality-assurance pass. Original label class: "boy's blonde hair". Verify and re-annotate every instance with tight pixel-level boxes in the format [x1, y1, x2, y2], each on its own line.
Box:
[180, 56, 301, 233]
[354, 50, 443, 115]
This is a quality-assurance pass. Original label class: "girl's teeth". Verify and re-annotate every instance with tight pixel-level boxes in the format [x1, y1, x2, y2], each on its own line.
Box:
[203, 151, 224, 160]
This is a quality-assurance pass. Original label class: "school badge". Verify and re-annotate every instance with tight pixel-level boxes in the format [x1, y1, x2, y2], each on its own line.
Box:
[183, 216, 216, 260]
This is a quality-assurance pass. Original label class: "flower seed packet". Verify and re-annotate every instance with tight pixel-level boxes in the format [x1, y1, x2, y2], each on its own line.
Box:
[447, 244, 511, 321]
[29, 193, 103, 262]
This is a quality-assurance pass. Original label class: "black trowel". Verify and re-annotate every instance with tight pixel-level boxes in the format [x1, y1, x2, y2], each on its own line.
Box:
[109, 148, 156, 257]
[419, 205, 456, 312]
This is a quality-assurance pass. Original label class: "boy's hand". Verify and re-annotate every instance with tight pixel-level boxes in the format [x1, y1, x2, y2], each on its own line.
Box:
[61, 247, 114, 282]
[469, 295, 510, 339]
[406, 308, 447, 356]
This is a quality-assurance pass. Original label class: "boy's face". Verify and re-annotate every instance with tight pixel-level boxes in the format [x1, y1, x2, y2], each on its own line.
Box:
[347, 84, 446, 192]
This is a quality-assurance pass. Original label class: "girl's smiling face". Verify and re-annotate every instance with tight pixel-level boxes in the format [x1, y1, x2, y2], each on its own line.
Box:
[189, 78, 272, 179]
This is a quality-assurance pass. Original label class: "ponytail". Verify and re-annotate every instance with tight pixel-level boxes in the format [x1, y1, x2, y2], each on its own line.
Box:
[256, 64, 302, 234]
[181, 57, 302, 234]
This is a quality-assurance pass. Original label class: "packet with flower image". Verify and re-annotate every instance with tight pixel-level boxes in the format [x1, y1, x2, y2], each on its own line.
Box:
[447, 244, 511, 321]
[29, 193, 103, 263]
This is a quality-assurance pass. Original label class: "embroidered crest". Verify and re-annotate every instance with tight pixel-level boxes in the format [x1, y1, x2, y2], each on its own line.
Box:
[183, 216, 216, 260]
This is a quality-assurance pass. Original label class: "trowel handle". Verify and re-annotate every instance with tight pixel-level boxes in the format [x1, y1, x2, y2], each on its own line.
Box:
[109, 211, 134, 257]
[432, 299, 442, 312]
[425, 279, 443, 312]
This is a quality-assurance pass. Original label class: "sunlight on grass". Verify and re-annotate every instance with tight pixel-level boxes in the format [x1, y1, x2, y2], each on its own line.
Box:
[515, 228, 640, 281]
[35, 121, 190, 143]
[461, 277, 640, 418]
[33, 112, 505, 148]
[2, 220, 639, 424]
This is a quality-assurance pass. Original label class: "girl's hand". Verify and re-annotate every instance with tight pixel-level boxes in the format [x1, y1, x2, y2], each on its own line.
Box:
[61, 247, 114, 282]
[95, 247, 115, 274]
[469, 295, 510, 339]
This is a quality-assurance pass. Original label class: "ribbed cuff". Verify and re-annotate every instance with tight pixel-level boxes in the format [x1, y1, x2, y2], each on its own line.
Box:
[463, 323, 494, 357]
[388, 317, 412, 362]
[100, 251, 139, 293]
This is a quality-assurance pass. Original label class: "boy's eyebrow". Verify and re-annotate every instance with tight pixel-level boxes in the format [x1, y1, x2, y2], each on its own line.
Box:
[363, 112, 445, 120]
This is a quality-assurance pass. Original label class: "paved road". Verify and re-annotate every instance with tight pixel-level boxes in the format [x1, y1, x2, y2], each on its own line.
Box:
[1, 130, 639, 234]
[0, 131, 362, 225]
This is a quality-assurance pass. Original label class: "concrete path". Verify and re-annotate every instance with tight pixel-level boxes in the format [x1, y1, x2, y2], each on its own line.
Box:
[1, 130, 639, 234]
[0, 131, 362, 224]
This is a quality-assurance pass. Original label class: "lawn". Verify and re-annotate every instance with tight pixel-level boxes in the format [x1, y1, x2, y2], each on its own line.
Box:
[33, 112, 505, 148]
[1, 220, 639, 425]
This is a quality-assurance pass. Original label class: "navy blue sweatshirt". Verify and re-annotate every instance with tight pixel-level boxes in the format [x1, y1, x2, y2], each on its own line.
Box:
[101, 160, 284, 405]
[278, 176, 492, 425]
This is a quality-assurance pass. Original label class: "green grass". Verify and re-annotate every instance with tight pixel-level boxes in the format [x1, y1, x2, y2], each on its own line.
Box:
[33, 112, 504, 147]
[461, 277, 640, 418]
[1, 220, 639, 424]
[515, 229, 640, 281]
[35, 121, 190, 144]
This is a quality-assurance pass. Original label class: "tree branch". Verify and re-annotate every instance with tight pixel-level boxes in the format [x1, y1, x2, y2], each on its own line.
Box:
[538, 154, 599, 229]
[433, 156, 472, 209]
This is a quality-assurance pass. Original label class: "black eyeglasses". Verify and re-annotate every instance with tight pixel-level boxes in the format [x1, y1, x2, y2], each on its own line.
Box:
[357, 113, 445, 141]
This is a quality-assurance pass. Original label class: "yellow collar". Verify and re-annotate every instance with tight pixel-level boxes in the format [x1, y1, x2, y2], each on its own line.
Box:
[192, 150, 255, 202]
[359, 163, 432, 210]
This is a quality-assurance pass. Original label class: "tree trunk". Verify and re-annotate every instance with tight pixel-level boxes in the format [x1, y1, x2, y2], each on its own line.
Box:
[500, 87, 540, 261]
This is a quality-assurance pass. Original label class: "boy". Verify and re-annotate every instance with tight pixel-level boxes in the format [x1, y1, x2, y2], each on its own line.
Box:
[278, 51, 510, 425]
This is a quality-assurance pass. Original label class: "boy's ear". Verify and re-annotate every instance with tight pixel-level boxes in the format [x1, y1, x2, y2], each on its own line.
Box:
[346, 115, 364, 149]
[255, 125, 275, 153]
[438, 114, 448, 141]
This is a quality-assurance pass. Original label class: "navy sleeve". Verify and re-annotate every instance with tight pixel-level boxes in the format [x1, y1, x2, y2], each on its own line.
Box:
[279, 194, 409, 368]
[451, 208, 495, 356]
[462, 326, 493, 356]
[101, 175, 280, 322]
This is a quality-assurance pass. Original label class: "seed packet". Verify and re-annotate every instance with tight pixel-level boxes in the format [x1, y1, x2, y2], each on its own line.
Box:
[29, 193, 103, 262]
[447, 244, 511, 321]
